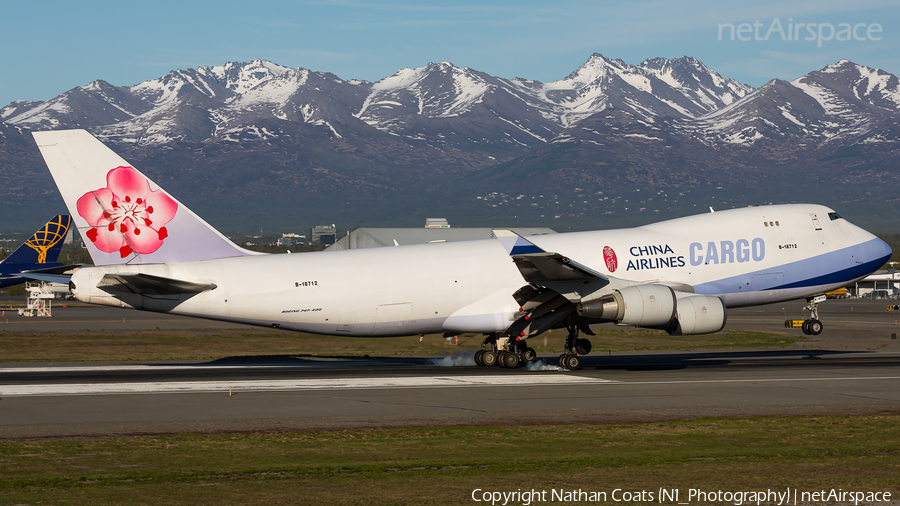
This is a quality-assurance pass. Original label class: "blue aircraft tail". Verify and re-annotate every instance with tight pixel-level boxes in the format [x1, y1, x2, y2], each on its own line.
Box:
[3, 215, 72, 265]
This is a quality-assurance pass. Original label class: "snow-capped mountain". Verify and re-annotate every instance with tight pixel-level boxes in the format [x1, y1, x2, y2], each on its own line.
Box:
[2, 55, 898, 233]
[519, 54, 752, 126]
[5, 54, 895, 152]
[0, 54, 758, 149]
[1, 59, 372, 146]
[349, 54, 755, 145]
[684, 60, 900, 147]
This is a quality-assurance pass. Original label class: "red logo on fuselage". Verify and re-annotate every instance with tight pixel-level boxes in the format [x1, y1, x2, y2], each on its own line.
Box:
[603, 246, 617, 272]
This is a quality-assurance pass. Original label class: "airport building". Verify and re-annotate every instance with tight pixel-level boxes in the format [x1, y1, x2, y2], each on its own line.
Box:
[276, 233, 305, 247]
[276, 237, 303, 247]
[311, 225, 337, 245]
[424, 218, 450, 229]
[326, 221, 556, 250]
[851, 270, 900, 298]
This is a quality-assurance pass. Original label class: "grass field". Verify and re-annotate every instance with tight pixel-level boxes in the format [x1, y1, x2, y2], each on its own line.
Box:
[0, 327, 800, 362]
[1, 416, 897, 505]
[1, 319, 865, 506]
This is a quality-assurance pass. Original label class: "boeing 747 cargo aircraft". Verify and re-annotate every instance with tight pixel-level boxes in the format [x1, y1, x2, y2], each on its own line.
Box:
[32, 130, 891, 369]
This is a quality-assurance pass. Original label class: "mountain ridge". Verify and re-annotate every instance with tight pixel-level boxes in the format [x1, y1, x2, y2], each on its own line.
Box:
[1, 55, 899, 234]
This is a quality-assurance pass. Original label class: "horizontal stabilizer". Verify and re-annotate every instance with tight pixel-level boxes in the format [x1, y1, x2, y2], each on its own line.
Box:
[24, 264, 84, 275]
[98, 273, 217, 297]
[18, 273, 72, 285]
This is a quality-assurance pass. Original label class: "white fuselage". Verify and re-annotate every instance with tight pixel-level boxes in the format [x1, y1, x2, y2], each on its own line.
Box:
[69, 204, 891, 336]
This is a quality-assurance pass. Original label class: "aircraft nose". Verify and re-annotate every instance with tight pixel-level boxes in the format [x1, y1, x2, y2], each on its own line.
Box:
[861, 236, 893, 267]
[875, 237, 893, 264]
[848, 220, 892, 267]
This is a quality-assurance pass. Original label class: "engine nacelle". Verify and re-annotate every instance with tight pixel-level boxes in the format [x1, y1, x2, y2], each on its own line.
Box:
[668, 293, 727, 335]
[577, 284, 676, 327]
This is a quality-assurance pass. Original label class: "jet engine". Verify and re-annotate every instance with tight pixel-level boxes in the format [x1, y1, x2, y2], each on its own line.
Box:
[668, 293, 727, 335]
[576, 284, 726, 335]
[576, 284, 676, 327]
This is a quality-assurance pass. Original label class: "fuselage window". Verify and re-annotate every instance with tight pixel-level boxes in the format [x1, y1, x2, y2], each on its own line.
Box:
[764, 222, 769, 227]
[775, 221, 779, 226]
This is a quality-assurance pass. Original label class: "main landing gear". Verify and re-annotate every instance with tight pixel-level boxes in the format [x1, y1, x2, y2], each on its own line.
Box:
[473, 334, 538, 369]
[801, 296, 825, 336]
[473, 319, 593, 371]
[556, 319, 591, 371]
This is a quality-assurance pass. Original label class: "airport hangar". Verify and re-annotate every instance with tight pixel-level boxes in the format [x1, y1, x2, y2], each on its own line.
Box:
[326, 220, 556, 251]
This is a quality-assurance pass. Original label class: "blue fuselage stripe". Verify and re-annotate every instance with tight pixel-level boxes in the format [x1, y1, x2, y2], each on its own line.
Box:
[693, 237, 891, 295]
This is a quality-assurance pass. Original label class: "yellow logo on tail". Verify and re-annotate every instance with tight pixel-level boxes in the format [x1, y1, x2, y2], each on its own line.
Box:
[25, 216, 72, 263]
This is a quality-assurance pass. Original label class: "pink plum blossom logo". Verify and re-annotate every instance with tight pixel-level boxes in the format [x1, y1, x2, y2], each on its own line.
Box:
[603, 246, 618, 272]
[77, 166, 178, 258]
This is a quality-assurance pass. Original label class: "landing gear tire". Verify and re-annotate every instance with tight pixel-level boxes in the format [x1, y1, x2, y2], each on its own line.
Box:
[558, 354, 568, 368]
[522, 347, 537, 362]
[808, 319, 823, 335]
[503, 351, 521, 368]
[565, 354, 581, 371]
[802, 296, 826, 335]
[575, 338, 592, 355]
[497, 351, 508, 368]
[474, 350, 485, 366]
[481, 350, 498, 367]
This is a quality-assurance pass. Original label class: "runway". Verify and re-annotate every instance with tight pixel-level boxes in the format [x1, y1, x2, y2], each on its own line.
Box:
[1, 299, 899, 439]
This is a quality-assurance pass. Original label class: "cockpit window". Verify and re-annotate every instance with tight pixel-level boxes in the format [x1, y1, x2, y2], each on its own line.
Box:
[828, 212, 843, 221]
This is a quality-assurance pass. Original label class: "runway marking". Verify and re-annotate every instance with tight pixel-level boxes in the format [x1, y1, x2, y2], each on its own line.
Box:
[0, 361, 404, 373]
[729, 318, 897, 324]
[0, 374, 612, 397]
[3, 374, 899, 397]
[620, 376, 900, 386]
[0, 319, 218, 323]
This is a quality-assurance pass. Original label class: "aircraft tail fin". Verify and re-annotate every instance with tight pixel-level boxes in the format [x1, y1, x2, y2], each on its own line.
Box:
[32, 129, 259, 266]
[3, 215, 72, 265]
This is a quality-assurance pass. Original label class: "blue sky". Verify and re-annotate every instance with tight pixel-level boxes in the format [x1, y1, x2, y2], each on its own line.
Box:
[1, 0, 898, 107]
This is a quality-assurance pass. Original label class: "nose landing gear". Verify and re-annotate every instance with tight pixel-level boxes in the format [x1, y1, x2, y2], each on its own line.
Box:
[801, 295, 825, 335]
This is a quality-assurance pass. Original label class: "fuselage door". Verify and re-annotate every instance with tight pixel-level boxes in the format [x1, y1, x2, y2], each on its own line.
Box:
[374, 303, 413, 333]
[337, 312, 356, 332]
[810, 213, 822, 231]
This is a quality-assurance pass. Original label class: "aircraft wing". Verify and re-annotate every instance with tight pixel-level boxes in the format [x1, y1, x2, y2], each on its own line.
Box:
[493, 229, 610, 283]
[493, 229, 694, 292]
[97, 273, 217, 297]
[492, 229, 702, 340]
